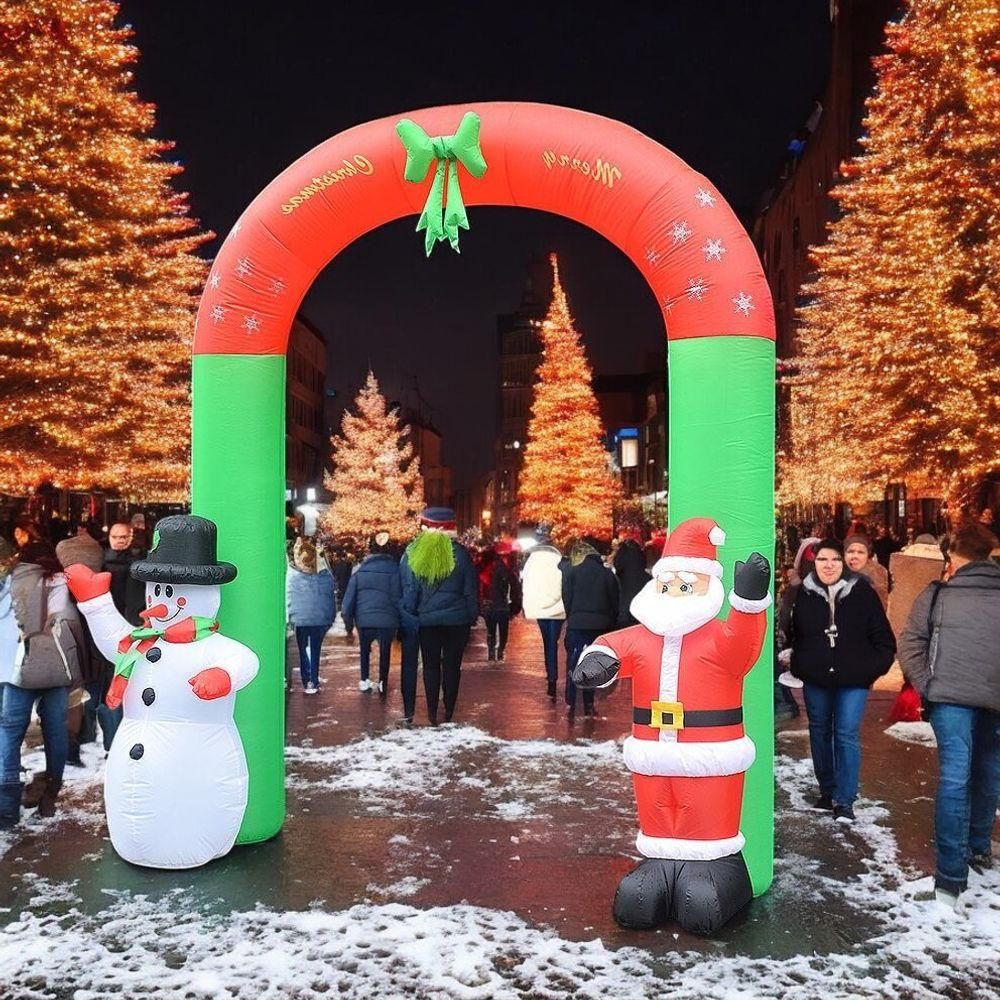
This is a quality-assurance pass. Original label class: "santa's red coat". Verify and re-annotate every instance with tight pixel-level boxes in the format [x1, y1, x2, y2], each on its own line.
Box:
[589, 593, 769, 861]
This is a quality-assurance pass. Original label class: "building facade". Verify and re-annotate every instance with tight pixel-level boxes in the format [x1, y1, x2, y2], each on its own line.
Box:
[286, 313, 328, 501]
[397, 406, 454, 510]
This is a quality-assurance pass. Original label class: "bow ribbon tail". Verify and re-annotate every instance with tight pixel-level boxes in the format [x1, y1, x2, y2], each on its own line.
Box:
[416, 159, 448, 256]
[443, 161, 470, 251]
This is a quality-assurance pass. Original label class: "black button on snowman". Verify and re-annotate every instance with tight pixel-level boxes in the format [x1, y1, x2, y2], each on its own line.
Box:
[66, 515, 260, 870]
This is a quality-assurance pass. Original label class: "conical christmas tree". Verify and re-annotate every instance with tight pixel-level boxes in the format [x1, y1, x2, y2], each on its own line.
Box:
[783, 0, 1000, 505]
[518, 255, 621, 542]
[321, 371, 425, 545]
[0, 1, 211, 500]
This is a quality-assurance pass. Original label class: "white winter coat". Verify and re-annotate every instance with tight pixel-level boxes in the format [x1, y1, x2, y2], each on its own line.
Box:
[521, 546, 566, 620]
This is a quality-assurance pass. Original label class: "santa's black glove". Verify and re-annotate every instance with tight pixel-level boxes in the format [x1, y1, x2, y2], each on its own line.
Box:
[734, 552, 771, 601]
[572, 650, 620, 689]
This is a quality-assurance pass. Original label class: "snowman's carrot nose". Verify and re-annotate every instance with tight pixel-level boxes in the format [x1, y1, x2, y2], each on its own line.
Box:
[141, 603, 169, 621]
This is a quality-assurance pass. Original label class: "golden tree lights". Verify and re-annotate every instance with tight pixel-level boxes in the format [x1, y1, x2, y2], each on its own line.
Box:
[0, 1, 212, 500]
[517, 255, 621, 542]
[782, 0, 1000, 507]
[320, 371, 425, 546]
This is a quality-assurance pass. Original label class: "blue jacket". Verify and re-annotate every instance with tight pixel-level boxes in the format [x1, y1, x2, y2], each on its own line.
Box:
[401, 539, 478, 628]
[286, 565, 336, 628]
[341, 553, 402, 630]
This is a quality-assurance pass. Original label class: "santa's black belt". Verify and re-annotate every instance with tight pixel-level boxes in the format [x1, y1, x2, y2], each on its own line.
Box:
[633, 703, 743, 730]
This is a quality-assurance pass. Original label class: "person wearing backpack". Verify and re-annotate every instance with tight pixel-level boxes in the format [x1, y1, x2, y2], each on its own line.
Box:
[0, 544, 85, 827]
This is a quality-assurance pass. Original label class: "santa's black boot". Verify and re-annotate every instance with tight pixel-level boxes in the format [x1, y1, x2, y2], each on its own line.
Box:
[613, 858, 675, 930]
[672, 852, 753, 936]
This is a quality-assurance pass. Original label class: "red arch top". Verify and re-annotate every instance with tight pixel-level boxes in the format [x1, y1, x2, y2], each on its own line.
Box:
[194, 102, 774, 356]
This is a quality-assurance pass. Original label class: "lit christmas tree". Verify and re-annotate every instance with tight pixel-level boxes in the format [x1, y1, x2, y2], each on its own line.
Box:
[0, 2, 211, 500]
[783, 0, 1000, 505]
[321, 371, 425, 545]
[518, 255, 621, 542]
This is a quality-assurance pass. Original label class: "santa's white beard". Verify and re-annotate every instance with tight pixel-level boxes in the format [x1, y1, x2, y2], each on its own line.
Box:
[629, 575, 725, 637]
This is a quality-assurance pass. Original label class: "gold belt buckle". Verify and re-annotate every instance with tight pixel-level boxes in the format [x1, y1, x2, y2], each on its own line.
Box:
[649, 700, 684, 730]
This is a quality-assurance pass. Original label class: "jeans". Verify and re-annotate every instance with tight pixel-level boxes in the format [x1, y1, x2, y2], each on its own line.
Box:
[802, 683, 869, 806]
[0, 683, 70, 820]
[419, 624, 471, 721]
[295, 625, 327, 687]
[929, 702, 1000, 895]
[359, 626, 395, 685]
[485, 610, 510, 657]
[564, 628, 600, 711]
[399, 627, 421, 719]
[537, 619, 563, 684]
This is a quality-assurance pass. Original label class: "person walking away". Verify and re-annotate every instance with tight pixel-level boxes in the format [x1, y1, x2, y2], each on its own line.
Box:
[479, 545, 513, 662]
[785, 538, 896, 823]
[844, 534, 889, 608]
[400, 508, 477, 725]
[562, 540, 620, 717]
[0, 545, 84, 826]
[285, 537, 336, 694]
[0, 540, 19, 705]
[330, 549, 355, 638]
[613, 534, 651, 627]
[521, 523, 567, 700]
[340, 532, 401, 697]
[898, 522, 1000, 909]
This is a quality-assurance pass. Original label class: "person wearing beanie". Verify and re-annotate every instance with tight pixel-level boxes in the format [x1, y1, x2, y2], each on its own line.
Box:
[399, 507, 477, 725]
[285, 536, 337, 694]
[844, 534, 888, 609]
[340, 531, 401, 697]
[784, 537, 896, 825]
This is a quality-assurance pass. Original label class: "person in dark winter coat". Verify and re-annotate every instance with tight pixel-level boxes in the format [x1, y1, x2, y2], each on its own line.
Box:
[341, 532, 401, 697]
[899, 522, 1000, 907]
[783, 538, 896, 823]
[479, 546, 514, 662]
[400, 508, 477, 725]
[561, 541, 620, 716]
[285, 537, 336, 694]
[613, 537, 651, 627]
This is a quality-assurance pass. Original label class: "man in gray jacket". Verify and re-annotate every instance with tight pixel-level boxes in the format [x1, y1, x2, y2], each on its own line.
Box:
[899, 522, 1000, 908]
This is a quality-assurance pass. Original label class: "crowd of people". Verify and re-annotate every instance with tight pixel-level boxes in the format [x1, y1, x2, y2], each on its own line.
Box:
[0, 518, 146, 828]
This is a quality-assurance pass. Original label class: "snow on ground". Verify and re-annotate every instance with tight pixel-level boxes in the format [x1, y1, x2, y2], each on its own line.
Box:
[2, 726, 1000, 997]
[885, 720, 937, 746]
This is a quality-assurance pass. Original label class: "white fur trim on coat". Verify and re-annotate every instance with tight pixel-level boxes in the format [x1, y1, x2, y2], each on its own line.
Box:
[727, 590, 773, 615]
[652, 556, 723, 579]
[623, 735, 755, 777]
[636, 831, 745, 861]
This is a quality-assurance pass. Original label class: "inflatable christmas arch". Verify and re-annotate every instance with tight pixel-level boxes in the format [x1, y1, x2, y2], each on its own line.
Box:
[192, 102, 775, 895]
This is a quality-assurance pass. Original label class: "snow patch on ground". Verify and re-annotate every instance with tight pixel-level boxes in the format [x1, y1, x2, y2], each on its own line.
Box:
[885, 720, 937, 746]
[366, 875, 431, 899]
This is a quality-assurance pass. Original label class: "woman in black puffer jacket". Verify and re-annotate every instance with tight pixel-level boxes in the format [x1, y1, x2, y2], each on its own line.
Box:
[784, 538, 896, 824]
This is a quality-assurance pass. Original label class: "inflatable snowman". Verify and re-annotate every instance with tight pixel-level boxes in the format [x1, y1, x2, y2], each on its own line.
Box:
[65, 515, 258, 869]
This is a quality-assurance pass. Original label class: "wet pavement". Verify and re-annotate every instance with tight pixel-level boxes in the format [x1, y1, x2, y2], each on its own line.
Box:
[0, 617, 996, 997]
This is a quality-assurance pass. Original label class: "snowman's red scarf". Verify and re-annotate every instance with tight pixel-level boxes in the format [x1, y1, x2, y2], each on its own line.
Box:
[114, 617, 219, 681]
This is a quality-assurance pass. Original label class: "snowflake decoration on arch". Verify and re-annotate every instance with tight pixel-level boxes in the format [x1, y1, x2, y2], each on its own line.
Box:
[702, 238, 726, 262]
[645, 247, 662, 266]
[671, 221, 693, 245]
[235, 257, 252, 279]
[208, 272, 221, 290]
[694, 188, 717, 208]
[210, 305, 226, 325]
[271, 278, 286, 296]
[732, 291, 755, 316]
[242, 312, 261, 334]
[662, 295, 675, 314]
[686, 277, 708, 301]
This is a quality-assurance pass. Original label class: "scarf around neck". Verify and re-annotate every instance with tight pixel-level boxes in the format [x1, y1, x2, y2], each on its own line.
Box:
[114, 616, 219, 680]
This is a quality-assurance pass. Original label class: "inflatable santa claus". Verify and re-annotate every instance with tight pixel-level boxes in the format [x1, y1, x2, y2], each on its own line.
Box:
[571, 516, 770, 936]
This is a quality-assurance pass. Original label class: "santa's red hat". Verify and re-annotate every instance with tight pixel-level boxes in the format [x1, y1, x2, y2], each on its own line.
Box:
[654, 517, 726, 578]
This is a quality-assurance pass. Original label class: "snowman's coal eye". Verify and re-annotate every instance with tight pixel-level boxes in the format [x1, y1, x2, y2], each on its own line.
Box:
[154, 584, 161, 597]
[165, 585, 173, 598]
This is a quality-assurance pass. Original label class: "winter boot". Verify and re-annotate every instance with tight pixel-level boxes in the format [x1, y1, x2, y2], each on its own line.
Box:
[672, 852, 753, 936]
[37, 778, 63, 819]
[613, 859, 674, 930]
[22, 772, 49, 808]
[0, 781, 22, 829]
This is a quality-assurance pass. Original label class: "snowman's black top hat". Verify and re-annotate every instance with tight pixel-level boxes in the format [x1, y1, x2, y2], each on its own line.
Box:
[131, 515, 237, 585]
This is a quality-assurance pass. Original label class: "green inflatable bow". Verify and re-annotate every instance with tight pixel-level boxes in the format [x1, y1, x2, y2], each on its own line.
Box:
[396, 112, 488, 256]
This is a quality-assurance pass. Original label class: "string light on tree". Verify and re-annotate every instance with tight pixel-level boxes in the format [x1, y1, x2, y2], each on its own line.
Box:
[320, 371, 424, 546]
[517, 254, 621, 543]
[0, 0, 211, 500]
[782, 0, 1000, 506]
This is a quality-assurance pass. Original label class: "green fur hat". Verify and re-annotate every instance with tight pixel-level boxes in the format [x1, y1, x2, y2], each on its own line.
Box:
[408, 530, 455, 584]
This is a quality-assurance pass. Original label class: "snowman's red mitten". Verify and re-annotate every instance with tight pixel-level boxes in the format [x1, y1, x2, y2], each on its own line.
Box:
[65, 564, 112, 603]
[188, 667, 232, 700]
[105, 674, 128, 710]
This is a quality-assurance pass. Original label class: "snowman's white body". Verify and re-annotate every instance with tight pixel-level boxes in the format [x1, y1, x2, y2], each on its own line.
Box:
[78, 590, 258, 869]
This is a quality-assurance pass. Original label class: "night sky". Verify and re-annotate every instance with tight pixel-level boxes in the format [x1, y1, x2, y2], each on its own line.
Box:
[116, 2, 832, 489]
